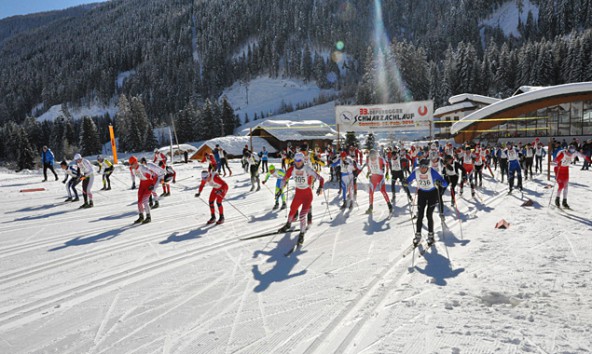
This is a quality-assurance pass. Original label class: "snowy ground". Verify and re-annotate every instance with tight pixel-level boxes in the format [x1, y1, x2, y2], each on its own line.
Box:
[0, 160, 591, 353]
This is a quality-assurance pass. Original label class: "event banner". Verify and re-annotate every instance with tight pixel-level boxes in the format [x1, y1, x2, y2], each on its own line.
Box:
[335, 101, 433, 131]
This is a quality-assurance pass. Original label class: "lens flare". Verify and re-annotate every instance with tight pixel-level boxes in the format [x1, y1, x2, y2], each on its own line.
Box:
[372, 0, 411, 102]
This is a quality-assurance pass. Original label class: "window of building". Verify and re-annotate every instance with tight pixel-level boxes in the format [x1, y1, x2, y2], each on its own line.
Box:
[584, 100, 592, 135]
[571, 101, 583, 136]
[557, 104, 570, 136]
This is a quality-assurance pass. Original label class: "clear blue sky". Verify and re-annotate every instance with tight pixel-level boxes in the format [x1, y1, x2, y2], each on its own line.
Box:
[0, 0, 110, 20]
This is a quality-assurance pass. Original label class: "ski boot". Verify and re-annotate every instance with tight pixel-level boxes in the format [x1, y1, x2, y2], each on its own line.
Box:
[280, 202, 287, 210]
[165, 192, 170, 196]
[349, 200, 354, 210]
[152, 200, 159, 209]
[65, 197, 72, 202]
[256, 185, 261, 192]
[387, 202, 393, 213]
[106, 186, 111, 190]
[278, 222, 292, 233]
[100, 186, 107, 191]
[439, 212, 445, 222]
[88, 200, 94, 208]
[413, 232, 421, 247]
[365, 205, 373, 214]
[562, 199, 570, 209]
[427, 232, 435, 246]
[206, 215, 217, 225]
[161, 191, 167, 197]
[273, 202, 279, 210]
[142, 214, 151, 224]
[71, 197, 79, 202]
[555, 197, 560, 207]
[471, 189, 475, 198]
[340, 200, 347, 210]
[250, 185, 255, 192]
[459, 188, 463, 195]
[297, 232, 305, 246]
[79, 203, 88, 209]
[55, 176, 59, 181]
[133, 214, 144, 224]
[216, 215, 225, 225]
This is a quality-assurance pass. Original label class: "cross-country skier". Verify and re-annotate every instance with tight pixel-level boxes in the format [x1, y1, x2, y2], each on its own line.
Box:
[74, 153, 95, 208]
[460, 146, 476, 197]
[535, 142, 546, 174]
[60, 160, 80, 202]
[442, 155, 465, 206]
[140, 157, 165, 209]
[331, 151, 359, 210]
[407, 158, 448, 246]
[361, 149, 392, 214]
[128, 156, 158, 224]
[195, 169, 228, 225]
[262, 164, 287, 210]
[553, 144, 590, 208]
[522, 143, 535, 180]
[506, 142, 523, 193]
[246, 151, 261, 191]
[278, 152, 324, 246]
[97, 155, 114, 190]
[41, 145, 59, 182]
[388, 147, 412, 204]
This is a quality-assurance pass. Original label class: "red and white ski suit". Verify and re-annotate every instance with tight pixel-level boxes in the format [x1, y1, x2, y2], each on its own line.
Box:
[283, 164, 324, 233]
[365, 155, 390, 206]
[132, 164, 159, 215]
[198, 172, 228, 216]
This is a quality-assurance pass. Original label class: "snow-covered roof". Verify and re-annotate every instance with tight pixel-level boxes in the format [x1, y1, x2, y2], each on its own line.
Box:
[249, 119, 340, 141]
[434, 101, 476, 117]
[156, 144, 198, 155]
[512, 85, 545, 95]
[451, 82, 592, 134]
[448, 93, 499, 105]
[197, 136, 276, 156]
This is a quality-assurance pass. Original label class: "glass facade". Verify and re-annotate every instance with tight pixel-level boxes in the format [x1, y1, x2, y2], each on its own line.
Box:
[470, 100, 592, 140]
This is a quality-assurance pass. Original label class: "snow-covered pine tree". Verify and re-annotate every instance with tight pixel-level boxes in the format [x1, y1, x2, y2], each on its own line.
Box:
[220, 97, 235, 136]
[15, 126, 36, 171]
[344, 131, 359, 149]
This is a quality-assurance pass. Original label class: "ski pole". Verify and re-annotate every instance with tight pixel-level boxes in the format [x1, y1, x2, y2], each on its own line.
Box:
[224, 198, 251, 221]
[322, 189, 333, 220]
[284, 181, 289, 218]
[262, 182, 275, 196]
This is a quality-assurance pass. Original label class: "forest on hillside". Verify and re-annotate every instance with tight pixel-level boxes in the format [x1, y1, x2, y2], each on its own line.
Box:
[1, 0, 592, 168]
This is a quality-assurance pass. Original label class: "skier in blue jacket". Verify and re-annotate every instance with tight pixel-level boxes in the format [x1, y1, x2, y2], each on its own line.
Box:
[407, 158, 448, 246]
[41, 145, 58, 182]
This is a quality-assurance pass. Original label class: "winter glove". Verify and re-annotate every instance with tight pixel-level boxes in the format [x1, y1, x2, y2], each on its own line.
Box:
[131, 183, 136, 190]
[262, 180, 266, 185]
[62, 180, 67, 184]
[148, 184, 154, 191]
[195, 192, 201, 198]
[435, 180, 443, 188]
[79, 176, 86, 181]
[366, 171, 370, 178]
[316, 186, 323, 196]
[215, 189, 223, 195]
[385, 172, 390, 180]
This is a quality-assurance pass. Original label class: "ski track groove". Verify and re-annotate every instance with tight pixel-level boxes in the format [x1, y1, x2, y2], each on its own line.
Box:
[0, 210, 270, 286]
[0, 234, 252, 332]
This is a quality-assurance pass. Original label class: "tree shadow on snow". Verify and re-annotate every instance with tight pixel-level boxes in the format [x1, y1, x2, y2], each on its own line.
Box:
[414, 247, 465, 286]
[362, 213, 391, 235]
[251, 233, 307, 293]
[49, 225, 133, 251]
[160, 225, 213, 244]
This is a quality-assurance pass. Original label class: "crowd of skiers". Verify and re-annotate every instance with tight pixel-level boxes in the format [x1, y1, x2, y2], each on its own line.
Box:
[41, 135, 590, 248]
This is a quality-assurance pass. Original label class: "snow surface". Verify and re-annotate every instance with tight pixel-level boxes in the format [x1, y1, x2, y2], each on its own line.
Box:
[480, 0, 539, 38]
[1, 159, 591, 353]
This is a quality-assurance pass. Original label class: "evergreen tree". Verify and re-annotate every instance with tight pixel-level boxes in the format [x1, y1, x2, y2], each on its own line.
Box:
[344, 131, 359, 149]
[15, 126, 36, 171]
[79, 116, 101, 157]
[220, 96, 235, 135]
[364, 133, 376, 150]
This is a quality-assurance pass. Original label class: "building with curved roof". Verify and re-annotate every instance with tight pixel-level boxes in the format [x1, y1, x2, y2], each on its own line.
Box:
[450, 82, 592, 144]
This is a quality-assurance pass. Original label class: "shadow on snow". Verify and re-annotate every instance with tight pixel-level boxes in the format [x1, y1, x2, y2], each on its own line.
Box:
[251, 233, 306, 293]
[414, 247, 465, 286]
